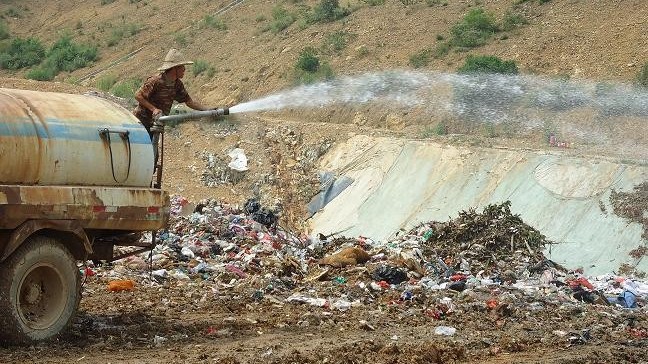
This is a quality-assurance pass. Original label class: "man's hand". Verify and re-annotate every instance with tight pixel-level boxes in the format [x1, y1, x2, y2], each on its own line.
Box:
[152, 108, 163, 119]
[150, 119, 165, 133]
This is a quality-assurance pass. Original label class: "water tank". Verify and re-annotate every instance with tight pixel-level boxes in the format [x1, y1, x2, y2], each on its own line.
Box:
[0, 88, 154, 187]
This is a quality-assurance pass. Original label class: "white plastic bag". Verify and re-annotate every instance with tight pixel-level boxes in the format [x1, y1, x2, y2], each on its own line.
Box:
[227, 148, 249, 172]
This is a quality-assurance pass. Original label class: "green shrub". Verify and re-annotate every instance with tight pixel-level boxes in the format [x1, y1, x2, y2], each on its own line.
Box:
[322, 31, 351, 54]
[502, 12, 528, 31]
[44, 36, 97, 73]
[450, 8, 499, 48]
[100, 0, 116, 4]
[192, 60, 215, 77]
[256, 15, 267, 22]
[637, 62, 648, 87]
[309, 0, 349, 23]
[107, 23, 142, 46]
[0, 37, 45, 69]
[363, 0, 385, 5]
[0, 21, 9, 40]
[174, 32, 188, 46]
[266, 6, 295, 33]
[25, 65, 56, 81]
[200, 15, 227, 30]
[294, 47, 334, 84]
[356, 45, 370, 57]
[96, 74, 118, 91]
[111, 78, 141, 99]
[295, 62, 334, 84]
[296, 47, 320, 72]
[434, 41, 450, 58]
[409, 49, 432, 68]
[458, 55, 518, 74]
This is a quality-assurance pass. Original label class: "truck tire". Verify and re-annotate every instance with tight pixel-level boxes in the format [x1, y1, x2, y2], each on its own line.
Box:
[0, 235, 80, 344]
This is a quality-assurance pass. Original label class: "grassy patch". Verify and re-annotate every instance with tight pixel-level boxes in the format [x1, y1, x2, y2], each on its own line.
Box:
[192, 60, 215, 77]
[363, 0, 385, 5]
[199, 15, 227, 30]
[0, 37, 45, 69]
[107, 23, 142, 46]
[111, 78, 141, 100]
[25, 36, 97, 81]
[322, 31, 352, 54]
[458, 55, 518, 74]
[263, 6, 296, 33]
[96, 74, 118, 91]
[502, 11, 528, 31]
[450, 8, 499, 49]
[308, 0, 350, 24]
[409, 48, 432, 68]
[294, 46, 334, 84]
[174, 32, 188, 47]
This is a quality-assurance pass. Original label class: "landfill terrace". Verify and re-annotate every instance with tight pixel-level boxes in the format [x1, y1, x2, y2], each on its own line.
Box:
[2, 196, 645, 364]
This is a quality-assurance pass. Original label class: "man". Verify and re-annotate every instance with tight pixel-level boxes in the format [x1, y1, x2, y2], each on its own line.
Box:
[133, 48, 212, 137]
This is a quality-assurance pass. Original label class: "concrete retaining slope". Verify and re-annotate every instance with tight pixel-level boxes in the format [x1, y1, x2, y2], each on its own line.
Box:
[309, 135, 647, 275]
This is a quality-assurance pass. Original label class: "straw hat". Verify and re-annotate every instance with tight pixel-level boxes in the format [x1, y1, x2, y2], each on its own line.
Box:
[157, 48, 194, 71]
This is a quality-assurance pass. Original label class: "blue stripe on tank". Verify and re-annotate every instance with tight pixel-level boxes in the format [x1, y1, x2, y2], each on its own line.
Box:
[0, 117, 152, 144]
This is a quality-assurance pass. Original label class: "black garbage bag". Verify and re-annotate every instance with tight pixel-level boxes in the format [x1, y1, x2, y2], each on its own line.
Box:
[244, 198, 261, 214]
[372, 265, 409, 285]
[252, 208, 278, 228]
[448, 280, 466, 292]
[244, 198, 278, 228]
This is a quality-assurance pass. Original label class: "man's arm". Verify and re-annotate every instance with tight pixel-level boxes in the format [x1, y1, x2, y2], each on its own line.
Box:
[185, 97, 210, 111]
[135, 92, 163, 117]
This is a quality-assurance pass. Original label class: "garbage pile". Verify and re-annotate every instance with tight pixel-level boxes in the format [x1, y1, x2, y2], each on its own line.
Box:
[98, 197, 647, 321]
[414, 201, 551, 278]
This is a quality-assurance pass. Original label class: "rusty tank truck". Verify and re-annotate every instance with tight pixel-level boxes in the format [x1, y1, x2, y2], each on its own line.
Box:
[0, 88, 172, 344]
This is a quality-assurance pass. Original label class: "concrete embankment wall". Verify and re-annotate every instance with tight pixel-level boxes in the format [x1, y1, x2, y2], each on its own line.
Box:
[309, 135, 647, 275]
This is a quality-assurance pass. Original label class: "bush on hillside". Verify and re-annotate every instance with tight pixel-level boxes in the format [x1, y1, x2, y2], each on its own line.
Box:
[192, 60, 215, 77]
[45, 36, 97, 73]
[296, 47, 320, 72]
[265, 6, 295, 33]
[111, 78, 141, 102]
[24, 36, 97, 81]
[0, 37, 46, 69]
[96, 74, 118, 91]
[107, 23, 142, 47]
[294, 47, 334, 84]
[322, 31, 352, 54]
[458, 55, 518, 74]
[199, 15, 227, 30]
[502, 12, 528, 31]
[25, 65, 56, 81]
[450, 8, 499, 48]
[409, 49, 432, 68]
[309, 0, 350, 23]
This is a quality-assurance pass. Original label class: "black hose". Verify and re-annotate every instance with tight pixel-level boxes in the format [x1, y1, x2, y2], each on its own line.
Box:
[105, 131, 132, 184]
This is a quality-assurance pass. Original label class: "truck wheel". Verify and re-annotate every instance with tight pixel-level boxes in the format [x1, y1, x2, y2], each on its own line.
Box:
[0, 235, 80, 344]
